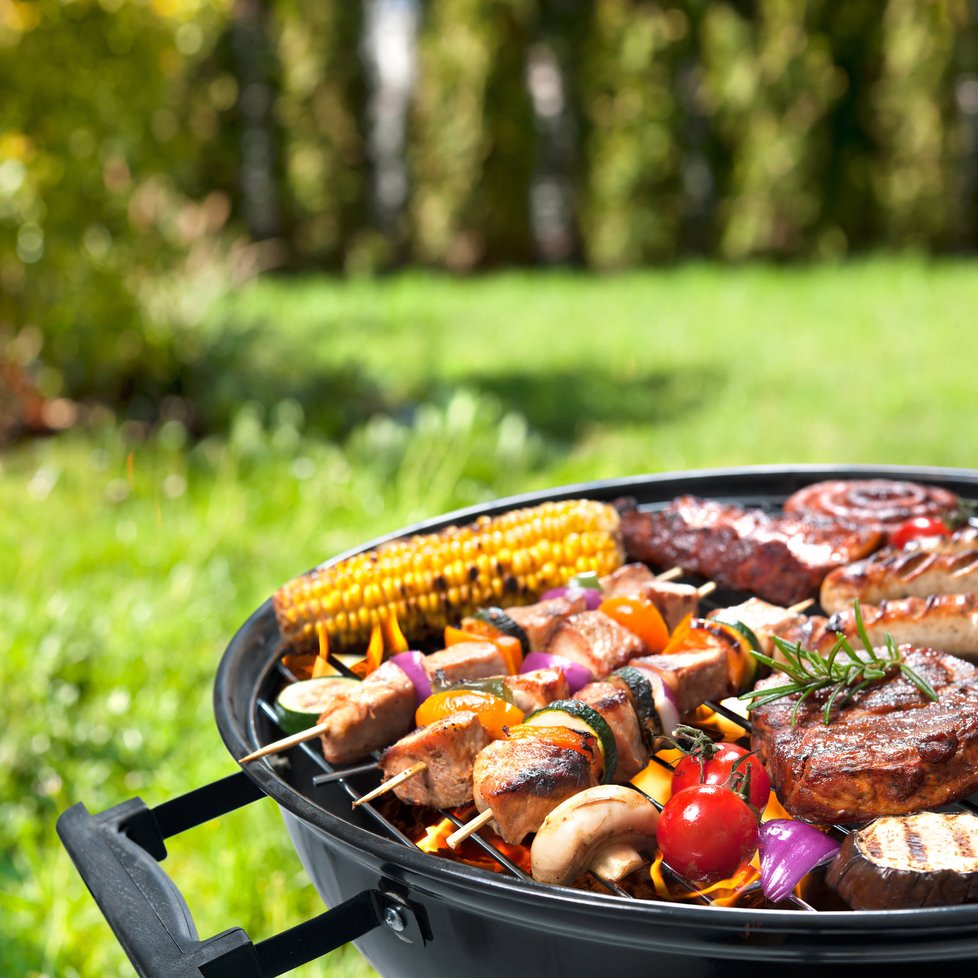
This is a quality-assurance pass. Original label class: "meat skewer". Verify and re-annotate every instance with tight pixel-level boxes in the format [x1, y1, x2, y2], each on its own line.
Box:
[242, 566, 690, 765]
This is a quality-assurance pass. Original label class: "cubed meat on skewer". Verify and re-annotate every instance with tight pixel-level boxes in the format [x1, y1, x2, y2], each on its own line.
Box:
[629, 648, 729, 714]
[424, 641, 509, 689]
[574, 682, 648, 781]
[379, 711, 492, 809]
[708, 597, 809, 658]
[473, 732, 603, 844]
[502, 596, 587, 651]
[502, 666, 571, 714]
[601, 562, 700, 631]
[318, 660, 417, 764]
[546, 610, 646, 677]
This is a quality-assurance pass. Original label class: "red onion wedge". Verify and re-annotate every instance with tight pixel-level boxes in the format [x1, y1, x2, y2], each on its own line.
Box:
[759, 819, 840, 904]
[520, 651, 594, 693]
[540, 570, 604, 610]
[390, 651, 433, 707]
[643, 670, 681, 739]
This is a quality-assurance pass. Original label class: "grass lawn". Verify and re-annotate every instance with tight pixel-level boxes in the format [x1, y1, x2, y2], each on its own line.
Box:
[2, 259, 976, 978]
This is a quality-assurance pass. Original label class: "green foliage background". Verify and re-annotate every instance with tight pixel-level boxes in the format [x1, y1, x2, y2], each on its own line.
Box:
[2, 0, 978, 409]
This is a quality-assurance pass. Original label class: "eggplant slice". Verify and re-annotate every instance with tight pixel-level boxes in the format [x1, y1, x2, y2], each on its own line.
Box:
[827, 811, 978, 909]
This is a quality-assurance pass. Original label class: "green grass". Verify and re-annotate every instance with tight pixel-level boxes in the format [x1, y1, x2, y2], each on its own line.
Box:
[3, 259, 977, 978]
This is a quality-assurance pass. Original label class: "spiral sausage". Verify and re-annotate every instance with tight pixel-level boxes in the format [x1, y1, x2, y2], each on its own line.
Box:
[783, 479, 959, 533]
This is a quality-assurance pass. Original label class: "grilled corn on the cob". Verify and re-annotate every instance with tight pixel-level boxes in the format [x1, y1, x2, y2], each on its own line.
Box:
[274, 499, 624, 652]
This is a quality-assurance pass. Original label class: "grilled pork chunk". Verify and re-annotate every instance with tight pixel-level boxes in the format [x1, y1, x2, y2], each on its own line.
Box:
[318, 660, 417, 764]
[504, 596, 587, 651]
[379, 711, 491, 809]
[708, 597, 809, 658]
[751, 647, 978, 824]
[620, 496, 882, 606]
[601, 562, 700, 630]
[424, 641, 509, 688]
[546, 610, 646, 677]
[629, 649, 729, 714]
[502, 666, 571, 715]
[473, 733, 602, 843]
[574, 681, 647, 781]
[827, 811, 978, 909]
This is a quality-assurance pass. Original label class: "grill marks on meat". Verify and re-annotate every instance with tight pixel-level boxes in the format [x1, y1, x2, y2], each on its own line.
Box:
[504, 596, 586, 651]
[379, 711, 491, 809]
[574, 682, 647, 781]
[545, 610, 646, 676]
[630, 650, 729, 714]
[621, 496, 882, 606]
[751, 647, 978, 824]
[820, 544, 978, 613]
[473, 734, 602, 843]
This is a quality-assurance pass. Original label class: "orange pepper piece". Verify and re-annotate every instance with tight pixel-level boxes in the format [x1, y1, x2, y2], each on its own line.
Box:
[599, 595, 669, 652]
[416, 689, 524, 740]
[504, 723, 598, 761]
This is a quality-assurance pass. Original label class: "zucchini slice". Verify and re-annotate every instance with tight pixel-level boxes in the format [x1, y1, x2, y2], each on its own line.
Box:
[611, 666, 661, 750]
[275, 677, 358, 734]
[523, 699, 617, 784]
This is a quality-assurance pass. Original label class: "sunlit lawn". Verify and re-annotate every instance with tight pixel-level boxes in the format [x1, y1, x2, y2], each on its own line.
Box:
[2, 259, 977, 978]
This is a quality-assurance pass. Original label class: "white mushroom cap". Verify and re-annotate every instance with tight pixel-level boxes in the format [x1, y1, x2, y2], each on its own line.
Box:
[530, 785, 659, 886]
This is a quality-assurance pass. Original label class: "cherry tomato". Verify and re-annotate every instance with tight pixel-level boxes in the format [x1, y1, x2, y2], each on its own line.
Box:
[416, 689, 523, 739]
[598, 595, 669, 652]
[657, 784, 759, 882]
[671, 741, 771, 812]
[888, 516, 950, 549]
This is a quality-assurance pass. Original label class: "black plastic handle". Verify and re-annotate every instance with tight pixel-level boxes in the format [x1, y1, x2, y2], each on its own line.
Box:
[57, 770, 417, 978]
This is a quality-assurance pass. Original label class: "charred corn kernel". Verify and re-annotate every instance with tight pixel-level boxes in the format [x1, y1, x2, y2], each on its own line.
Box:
[273, 499, 624, 652]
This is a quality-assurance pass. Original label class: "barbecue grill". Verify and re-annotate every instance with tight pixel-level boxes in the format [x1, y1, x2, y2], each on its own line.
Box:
[57, 464, 978, 978]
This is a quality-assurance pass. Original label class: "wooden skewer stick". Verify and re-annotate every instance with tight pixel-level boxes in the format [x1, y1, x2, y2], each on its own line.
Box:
[239, 721, 331, 764]
[696, 581, 717, 598]
[351, 761, 427, 809]
[446, 808, 495, 849]
[653, 566, 684, 583]
[787, 598, 815, 614]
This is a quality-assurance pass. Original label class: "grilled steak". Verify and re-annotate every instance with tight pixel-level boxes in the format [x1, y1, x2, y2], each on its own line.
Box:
[751, 647, 978, 824]
[620, 496, 882, 606]
[473, 732, 602, 843]
[379, 711, 491, 809]
[827, 811, 978, 909]
[545, 610, 646, 676]
[574, 681, 648, 781]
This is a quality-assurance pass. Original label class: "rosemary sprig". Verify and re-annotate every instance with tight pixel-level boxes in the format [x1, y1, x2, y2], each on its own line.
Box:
[738, 600, 938, 725]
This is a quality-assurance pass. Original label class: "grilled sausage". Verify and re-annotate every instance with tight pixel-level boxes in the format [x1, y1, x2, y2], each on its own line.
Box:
[825, 594, 978, 662]
[820, 543, 978, 613]
[826, 811, 978, 909]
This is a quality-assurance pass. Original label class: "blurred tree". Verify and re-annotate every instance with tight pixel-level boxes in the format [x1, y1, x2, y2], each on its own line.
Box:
[701, 0, 846, 259]
[275, 0, 366, 268]
[871, 0, 961, 248]
[409, 0, 537, 269]
[574, 0, 689, 268]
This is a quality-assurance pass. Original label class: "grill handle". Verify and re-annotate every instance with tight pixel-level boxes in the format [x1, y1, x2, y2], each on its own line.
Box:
[57, 770, 420, 978]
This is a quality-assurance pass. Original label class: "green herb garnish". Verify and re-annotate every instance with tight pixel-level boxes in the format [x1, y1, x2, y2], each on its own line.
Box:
[738, 600, 939, 725]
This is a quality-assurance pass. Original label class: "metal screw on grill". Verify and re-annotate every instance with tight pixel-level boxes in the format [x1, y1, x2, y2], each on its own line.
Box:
[384, 905, 407, 933]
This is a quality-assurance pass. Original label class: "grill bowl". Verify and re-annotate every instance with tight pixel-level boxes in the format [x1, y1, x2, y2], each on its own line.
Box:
[60, 464, 978, 978]
[217, 464, 978, 977]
